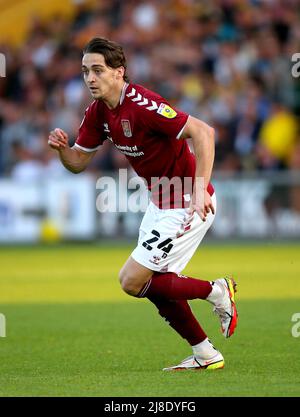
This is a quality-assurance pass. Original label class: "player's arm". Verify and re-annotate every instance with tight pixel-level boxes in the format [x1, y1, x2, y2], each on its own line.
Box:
[48, 128, 96, 174]
[180, 116, 215, 221]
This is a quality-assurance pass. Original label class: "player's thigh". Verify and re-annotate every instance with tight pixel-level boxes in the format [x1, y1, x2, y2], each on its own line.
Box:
[119, 256, 153, 284]
[131, 194, 217, 274]
[119, 203, 157, 288]
[168, 200, 216, 273]
[130, 203, 189, 273]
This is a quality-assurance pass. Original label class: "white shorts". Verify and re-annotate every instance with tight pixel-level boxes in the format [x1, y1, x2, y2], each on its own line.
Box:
[131, 193, 216, 274]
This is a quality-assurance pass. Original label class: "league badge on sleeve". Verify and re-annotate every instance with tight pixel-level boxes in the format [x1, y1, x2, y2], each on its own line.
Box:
[157, 103, 177, 119]
[121, 119, 132, 137]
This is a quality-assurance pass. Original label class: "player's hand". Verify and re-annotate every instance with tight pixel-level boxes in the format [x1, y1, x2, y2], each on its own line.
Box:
[48, 128, 69, 150]
[188, 189, 215, 222]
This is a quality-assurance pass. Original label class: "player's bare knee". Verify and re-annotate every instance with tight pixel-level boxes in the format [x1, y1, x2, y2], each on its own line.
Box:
[121, 277, 140, 296]
[119, 269, 139, 296]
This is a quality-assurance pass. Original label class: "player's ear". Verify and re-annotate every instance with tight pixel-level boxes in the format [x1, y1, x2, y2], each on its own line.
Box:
[116, 66, 125, 80]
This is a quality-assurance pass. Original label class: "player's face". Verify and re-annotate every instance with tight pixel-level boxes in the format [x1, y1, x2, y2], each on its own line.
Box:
[82, 53, 123, 100]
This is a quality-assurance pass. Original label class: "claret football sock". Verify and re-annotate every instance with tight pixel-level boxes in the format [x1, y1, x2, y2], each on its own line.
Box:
[138, 272, 212, 300]
[148, 296, 207, 345]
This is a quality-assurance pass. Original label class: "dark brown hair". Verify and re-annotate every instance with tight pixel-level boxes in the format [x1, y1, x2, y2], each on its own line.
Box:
[83, 37, 129, 82]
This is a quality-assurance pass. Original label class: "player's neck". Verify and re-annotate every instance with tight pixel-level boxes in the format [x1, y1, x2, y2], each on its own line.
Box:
[102, 81, 127, 110]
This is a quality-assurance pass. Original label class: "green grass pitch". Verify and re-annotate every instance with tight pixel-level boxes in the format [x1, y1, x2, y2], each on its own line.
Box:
[0, 243, 299, 397]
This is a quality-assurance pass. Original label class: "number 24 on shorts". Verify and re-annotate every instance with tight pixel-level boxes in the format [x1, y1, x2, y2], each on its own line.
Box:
[142, 230, 174, 258]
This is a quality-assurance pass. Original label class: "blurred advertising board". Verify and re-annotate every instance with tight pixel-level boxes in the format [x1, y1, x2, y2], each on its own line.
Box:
[0, 175, 96, 243]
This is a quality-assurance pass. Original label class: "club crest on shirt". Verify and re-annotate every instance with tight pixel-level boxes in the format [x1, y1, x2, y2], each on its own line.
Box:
[121, 119, 132, 137]
[157, 103, 177, 119]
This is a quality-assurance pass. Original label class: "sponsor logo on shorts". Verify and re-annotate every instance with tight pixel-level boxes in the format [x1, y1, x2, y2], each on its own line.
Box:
[149, 255, 161, 265]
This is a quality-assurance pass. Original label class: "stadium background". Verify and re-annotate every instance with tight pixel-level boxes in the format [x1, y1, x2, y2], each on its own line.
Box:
[0, 0, 299, 397]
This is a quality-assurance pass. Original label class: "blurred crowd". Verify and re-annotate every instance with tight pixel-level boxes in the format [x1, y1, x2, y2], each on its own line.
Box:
[0, 0, 300, 181]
